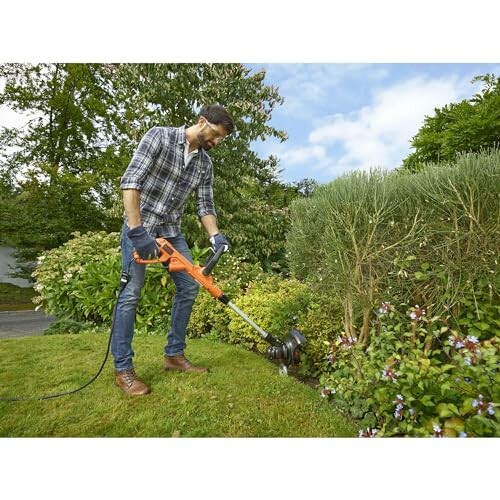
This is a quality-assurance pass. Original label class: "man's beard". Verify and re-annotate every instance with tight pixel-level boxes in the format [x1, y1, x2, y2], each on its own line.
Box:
[197, 131, 212, 151]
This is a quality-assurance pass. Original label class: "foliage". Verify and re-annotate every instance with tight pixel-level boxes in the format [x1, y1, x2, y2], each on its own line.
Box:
[0, 63, 295, 276]
[32, 231, 267, 337]
[31, 231, 177, 333]
[295, 293, 344, 377]
[318, 296, 499, 437]
[226, 275, 313, 352]
[286, 150, 499, 436]
[189, 253, 266, 341]
[32, 231, 123, 322]
[401, 74, 500, 172]
[287, 150, 500, 345]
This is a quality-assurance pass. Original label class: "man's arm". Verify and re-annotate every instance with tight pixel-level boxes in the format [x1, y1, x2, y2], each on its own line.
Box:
[120, 127, 163, 228]
[123, 189, 142, 228]
[200, 214, 219, 237]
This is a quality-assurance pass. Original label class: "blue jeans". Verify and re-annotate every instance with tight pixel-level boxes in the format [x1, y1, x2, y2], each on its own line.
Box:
[111, 223, 199, 371]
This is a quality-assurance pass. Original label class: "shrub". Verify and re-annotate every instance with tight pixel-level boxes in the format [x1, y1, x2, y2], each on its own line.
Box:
[287, 150, 500, 344]
[226, 275, 312, 352]
[33, 231, 266, 337]
[295, 293, 344, 377]
[32, 231, 123, 324]
[33, 231, 176, 334]
[189, 253, 265, 341]
[318, 298, 499, 437]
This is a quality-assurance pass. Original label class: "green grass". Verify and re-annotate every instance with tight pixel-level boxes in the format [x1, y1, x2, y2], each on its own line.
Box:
[0, 282, 35, 311]
[0, 333, 356, 437]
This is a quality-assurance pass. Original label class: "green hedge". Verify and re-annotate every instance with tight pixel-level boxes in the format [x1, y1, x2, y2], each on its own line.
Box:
[285, 150, 500, 436]
[287, 150, 500, 344]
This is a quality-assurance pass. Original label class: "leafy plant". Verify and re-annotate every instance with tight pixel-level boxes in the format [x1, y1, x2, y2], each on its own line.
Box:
[226, 275, 312, 352]
[32, 231, 177, 333]
[319, 299, 499, 437]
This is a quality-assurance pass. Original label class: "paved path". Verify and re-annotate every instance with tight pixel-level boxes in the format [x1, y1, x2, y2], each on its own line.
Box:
[0, 310, 56, 339]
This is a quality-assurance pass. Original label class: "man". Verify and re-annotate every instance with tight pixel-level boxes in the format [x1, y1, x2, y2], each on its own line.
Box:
[112, 104, 235, 395]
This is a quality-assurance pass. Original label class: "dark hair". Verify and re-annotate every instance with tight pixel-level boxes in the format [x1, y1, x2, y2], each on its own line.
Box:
[199, 104, 235, 135]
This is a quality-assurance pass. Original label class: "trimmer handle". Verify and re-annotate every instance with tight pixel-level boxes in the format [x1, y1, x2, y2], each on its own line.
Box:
[201, 246, 225, 276]
[133, 243, 167, 265]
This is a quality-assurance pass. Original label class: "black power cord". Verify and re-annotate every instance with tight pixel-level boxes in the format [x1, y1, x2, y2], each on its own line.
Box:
[0, 264, 132, 402]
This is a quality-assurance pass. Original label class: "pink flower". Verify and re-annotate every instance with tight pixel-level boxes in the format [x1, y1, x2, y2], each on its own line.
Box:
[337, 334, 357, 349]
[448, 335, 465, 349]
[320, 387, 336, 398]
[432, 424, 444, 437]
[377, 302, 392, 316]
[409, 305, 426, 321]
[472, 395, 495, 416]
[382, 366, 398, 383]
[358, 428, 378, 437]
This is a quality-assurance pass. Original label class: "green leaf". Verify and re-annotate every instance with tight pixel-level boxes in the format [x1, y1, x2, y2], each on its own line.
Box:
[414, 271, 428, 281]
[420, 395, 435, 407]
[474, 322, 490, 331]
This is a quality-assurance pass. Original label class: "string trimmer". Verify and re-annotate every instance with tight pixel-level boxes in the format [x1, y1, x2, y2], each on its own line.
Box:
[135, 238, 307, 375]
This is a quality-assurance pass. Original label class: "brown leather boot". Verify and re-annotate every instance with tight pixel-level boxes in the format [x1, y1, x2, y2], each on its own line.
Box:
[163, 354, 208, 373]
[115, 368, 151, 395]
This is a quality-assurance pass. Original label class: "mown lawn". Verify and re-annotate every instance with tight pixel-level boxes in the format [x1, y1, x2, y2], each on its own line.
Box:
[0, 333, 356, 437]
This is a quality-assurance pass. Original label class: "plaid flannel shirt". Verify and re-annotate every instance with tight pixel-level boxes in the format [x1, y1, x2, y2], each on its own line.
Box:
[120, 126, 217, 236]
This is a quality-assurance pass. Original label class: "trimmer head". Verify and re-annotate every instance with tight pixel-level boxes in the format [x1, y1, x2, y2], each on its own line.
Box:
[266, 329, 307, 370]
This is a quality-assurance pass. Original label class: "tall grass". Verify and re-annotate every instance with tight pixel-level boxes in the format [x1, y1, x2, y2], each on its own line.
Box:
[287, 149, 500, 342]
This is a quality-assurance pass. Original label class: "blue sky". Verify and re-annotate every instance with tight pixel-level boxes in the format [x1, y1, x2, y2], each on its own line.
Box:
[248, 63, 500, 184]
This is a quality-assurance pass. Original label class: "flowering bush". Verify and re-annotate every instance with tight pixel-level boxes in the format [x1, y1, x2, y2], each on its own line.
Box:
[32, 231, 123, 324]
[319, 299, 499, 437]
[32, 231, 178, 334]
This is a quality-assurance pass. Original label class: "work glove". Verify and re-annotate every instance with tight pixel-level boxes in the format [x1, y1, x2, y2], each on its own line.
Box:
[209, 232, 230, 253]
[127, 225, 159, 259]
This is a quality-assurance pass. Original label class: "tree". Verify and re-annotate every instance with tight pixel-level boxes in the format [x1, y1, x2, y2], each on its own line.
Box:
[401, 74, 500, 172]
[0, 63, 292, 276]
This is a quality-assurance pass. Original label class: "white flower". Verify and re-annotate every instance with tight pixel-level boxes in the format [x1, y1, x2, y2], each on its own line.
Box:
[321, 387, 335, 398]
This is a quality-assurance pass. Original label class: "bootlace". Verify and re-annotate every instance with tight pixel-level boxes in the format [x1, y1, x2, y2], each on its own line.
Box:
[122, 368, 137, 385]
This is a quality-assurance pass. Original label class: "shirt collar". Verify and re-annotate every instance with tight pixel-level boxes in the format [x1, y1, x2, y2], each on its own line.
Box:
[176, 125, 187, 145]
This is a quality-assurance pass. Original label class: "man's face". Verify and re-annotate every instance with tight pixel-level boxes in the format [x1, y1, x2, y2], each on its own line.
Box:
[197, 117, 228, 150]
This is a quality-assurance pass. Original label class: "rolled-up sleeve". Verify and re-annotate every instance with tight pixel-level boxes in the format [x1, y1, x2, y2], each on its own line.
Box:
[196, 167, 217, 218]
[120, 127, 163, 191]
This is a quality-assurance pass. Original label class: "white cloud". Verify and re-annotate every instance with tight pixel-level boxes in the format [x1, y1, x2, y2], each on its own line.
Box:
[260, 64, 390, 118]
[0, 78, 32, 129]
[308, 75, 475, 174]
[279, 145, 326, 165]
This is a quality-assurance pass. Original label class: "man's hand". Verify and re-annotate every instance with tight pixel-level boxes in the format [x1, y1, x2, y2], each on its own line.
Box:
[127, 225, 159, 259]
[209, 233, 230, 253]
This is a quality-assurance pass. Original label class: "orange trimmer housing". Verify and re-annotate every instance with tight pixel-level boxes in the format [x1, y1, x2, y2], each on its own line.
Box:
[134, 238, 225, 300]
